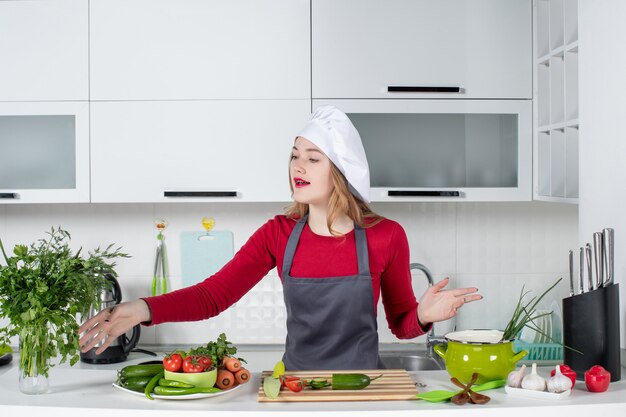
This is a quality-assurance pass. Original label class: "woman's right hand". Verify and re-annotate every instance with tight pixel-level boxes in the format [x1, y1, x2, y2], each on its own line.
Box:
[78, 299, 151, 355]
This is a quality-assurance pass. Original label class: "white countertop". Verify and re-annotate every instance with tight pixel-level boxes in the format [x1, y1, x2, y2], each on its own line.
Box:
[1, 349, 625, 417]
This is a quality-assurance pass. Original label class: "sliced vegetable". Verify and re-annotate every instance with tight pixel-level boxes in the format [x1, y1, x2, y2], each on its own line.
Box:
[153, 386, 222, 395]
[263, 376, 281, 399]
[216, 369, 235, 389]
[234, 368, 251, 385]
[284, 378, 304, 392]
[308, 378, 330, 389]
[272, 360, 285, 378]
[144, 371, 165, 400]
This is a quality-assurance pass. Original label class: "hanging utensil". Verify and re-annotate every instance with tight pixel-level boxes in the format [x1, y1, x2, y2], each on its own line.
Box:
[602, 228, 614, 287]
[152, 219, 169, 296]
[593, 232, 604, 290]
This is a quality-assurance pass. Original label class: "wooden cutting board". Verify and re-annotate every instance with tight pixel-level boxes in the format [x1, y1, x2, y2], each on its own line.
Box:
[257, 369, 419, 402]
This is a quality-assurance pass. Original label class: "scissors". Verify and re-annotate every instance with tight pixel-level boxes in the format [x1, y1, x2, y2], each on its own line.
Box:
[152, 220, 168, 296]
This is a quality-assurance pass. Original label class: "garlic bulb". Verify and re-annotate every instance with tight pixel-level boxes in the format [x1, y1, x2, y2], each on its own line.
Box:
[507, 364, 527, 388]
[547, 365, 571, 393]
[521, 363, 547, 391]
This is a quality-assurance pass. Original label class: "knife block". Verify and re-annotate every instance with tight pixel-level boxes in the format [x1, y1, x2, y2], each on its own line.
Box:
[562, 283, 621, 382]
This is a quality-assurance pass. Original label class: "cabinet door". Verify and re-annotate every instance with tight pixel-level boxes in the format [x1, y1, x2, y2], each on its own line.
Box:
[0, 0, 88, 101]
[313, 99, 532, 202]
[313, 0, 532, 99]
[0, 102, 90, 203]
[90, 0, 310, 100]
[90, 100, 310, 203]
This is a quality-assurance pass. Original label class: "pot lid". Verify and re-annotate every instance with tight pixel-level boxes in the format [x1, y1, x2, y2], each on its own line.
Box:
[444, 329, 510, 344]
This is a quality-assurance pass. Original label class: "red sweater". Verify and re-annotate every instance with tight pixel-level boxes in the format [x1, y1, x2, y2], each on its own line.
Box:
[144, 215, 427, 339]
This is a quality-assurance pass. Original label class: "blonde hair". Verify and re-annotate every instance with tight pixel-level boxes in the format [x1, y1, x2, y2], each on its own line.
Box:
[285, 163, 383, 236]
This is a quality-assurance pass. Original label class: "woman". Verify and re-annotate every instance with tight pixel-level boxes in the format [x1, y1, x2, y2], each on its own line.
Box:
[79, 106, 481, 370]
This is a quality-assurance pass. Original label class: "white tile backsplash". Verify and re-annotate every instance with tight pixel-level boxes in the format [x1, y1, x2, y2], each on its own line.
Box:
[0, 201, 578, 347]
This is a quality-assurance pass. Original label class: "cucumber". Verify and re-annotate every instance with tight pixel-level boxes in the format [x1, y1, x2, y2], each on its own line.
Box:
[331, 373, 382, 390]
[153, 386, 222, 395]
[117, 376, 153, 392]
[118, 364, 164, 379]
[308, 378, 330, 389]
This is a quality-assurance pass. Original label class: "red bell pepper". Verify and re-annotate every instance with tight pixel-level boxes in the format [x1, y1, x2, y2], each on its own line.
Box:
[585, 365, 611, 393]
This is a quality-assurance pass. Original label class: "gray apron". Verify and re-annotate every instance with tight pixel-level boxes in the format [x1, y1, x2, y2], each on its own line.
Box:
[281, 216, 381, 370]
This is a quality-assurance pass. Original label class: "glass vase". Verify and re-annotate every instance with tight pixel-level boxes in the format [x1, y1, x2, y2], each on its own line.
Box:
[18, 324, 50, 394]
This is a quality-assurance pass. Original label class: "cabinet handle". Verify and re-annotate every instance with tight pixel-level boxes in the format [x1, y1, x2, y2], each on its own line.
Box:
[163, 191, 237, 198]
[388, 190, 460, 197]
[387, 86, 461, 93]
[0, 192, 19, 199]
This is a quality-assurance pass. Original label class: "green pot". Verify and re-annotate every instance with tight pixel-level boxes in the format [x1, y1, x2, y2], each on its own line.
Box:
[433, 330, 528, 384]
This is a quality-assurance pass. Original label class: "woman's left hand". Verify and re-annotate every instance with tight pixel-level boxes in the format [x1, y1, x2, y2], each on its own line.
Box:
[417, 277, 482, 326]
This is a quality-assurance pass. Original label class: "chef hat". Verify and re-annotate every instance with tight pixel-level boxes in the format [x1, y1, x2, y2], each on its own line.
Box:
[295, 106, 370, 202]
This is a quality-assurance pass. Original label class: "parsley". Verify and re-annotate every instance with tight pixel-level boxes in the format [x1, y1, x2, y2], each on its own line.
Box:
[189, 333, 245, 367]
[0, 227, 129, 378]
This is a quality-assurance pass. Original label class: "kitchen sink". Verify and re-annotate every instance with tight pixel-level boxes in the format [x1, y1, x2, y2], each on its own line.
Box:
[379, 353, 444, 371]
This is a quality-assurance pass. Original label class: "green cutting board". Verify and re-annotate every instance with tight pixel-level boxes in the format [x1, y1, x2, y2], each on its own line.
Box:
[180, 231, 234, 287]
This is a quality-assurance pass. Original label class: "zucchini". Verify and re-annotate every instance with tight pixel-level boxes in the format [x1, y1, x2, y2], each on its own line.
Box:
[331, 373, 382, 390]
[118, 364, 164, 379]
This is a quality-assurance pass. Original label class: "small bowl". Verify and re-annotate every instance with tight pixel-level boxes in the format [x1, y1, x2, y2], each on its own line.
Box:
[164, 367, 217, 388]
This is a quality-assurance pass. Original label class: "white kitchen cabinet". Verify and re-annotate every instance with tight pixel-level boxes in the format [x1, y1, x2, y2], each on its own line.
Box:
[90, 100, 310, 203]
[0, 0, 88, 101]
[533, 0, 579, 203]
[312, 0, 532, 99]
[89, 0, 310, 101]
[314, 99, 532, 202]
[0, 102, 90, 203]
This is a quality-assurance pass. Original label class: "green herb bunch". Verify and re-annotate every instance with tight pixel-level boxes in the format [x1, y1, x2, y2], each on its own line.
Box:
[188, 333, 246, 367]
[501, 277, 562, 342]
[0, 227, 129, 377]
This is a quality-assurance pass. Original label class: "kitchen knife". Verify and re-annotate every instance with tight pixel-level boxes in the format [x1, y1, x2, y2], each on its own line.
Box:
[579, 247, 585, 294]
[593, 232, 604, 290]
[568, 249, 574, 296]
[585, 243, 594, 292]
[603, 228, 614, 287]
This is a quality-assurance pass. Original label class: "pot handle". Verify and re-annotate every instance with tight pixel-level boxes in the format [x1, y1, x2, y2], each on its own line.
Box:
[511, 349, 528, 364]
[433, 344, 447, 360]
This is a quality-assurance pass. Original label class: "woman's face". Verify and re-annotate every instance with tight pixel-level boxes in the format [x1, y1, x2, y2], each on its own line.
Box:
[290, 137, 334, 206]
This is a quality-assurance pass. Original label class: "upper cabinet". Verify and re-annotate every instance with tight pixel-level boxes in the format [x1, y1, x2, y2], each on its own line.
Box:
[89, 0, 310, 101]
[0, 102, 90, 203]
[533, 0, 579, 203]
[0, 0, 88, 101]
[312, 0, 532, 99]
[90, 100, 310, 203]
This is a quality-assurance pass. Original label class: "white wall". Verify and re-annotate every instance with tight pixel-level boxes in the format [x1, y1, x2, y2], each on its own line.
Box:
[579, 1, 626, 349]
[0, 201, 577, 347]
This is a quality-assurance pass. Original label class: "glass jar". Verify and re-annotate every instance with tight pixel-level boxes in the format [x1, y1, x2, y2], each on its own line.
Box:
[18, 324, 50, 394]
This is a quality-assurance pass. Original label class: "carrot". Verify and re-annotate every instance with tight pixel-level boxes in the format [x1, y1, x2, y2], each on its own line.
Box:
[222, 356, 241, 373]
[216, 369, 235, 390]
[234, 368, 251, 384]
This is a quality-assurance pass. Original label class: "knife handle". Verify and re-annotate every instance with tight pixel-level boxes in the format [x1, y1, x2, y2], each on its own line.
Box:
[568, 250, 574, 296]
[579, 247, 585, 294]
[585, 243, 594, 292]
[593, 232, 604, 290]
[603, 228, 614, 286]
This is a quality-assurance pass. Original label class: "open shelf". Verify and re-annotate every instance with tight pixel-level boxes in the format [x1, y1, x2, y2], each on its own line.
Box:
[534, 0, 579, 204]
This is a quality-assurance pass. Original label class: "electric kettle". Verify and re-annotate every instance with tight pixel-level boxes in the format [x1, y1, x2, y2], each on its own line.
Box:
[80, 273, 140, 364]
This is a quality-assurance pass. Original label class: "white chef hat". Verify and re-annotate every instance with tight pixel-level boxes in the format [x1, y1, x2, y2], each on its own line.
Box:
[295, 106, 370, 202]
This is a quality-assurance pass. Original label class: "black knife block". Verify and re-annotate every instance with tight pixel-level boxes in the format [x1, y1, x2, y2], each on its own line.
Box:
[562, 283, 621, 382]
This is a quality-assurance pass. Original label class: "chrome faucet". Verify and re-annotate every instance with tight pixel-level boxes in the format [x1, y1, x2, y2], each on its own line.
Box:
[410, 263, 447, 369]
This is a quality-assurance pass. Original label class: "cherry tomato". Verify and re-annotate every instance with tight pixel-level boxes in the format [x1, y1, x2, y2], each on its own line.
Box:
[550, 364, 577, 388]
[162, 353, 183, 372]
[197, 356, 212, 370]
[585, 365, 611, 392]
[284, 378, 304, 392]
[182, 355, 206, 373]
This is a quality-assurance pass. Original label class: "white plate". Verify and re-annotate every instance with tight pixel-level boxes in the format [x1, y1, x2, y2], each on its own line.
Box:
[112, 382, 242, 400]
[505, 385, 571, 400]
